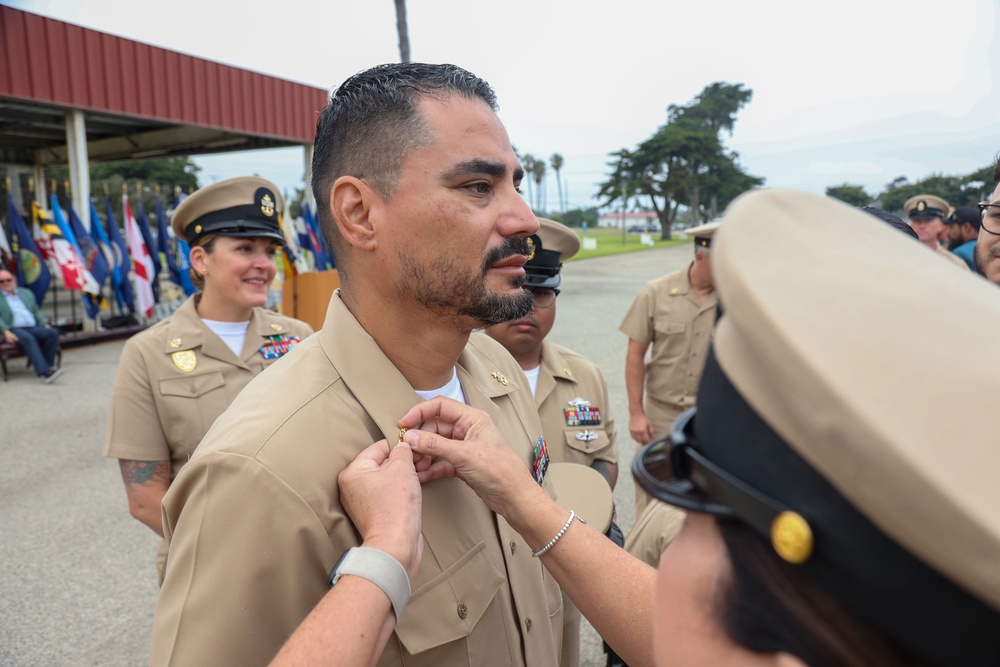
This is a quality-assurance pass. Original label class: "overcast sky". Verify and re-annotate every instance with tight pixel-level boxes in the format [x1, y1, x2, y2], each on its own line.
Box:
[8, 0, 1000, 211]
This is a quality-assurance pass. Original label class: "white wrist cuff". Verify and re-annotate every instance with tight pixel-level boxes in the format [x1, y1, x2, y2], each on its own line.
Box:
[328, 546, 412, 622]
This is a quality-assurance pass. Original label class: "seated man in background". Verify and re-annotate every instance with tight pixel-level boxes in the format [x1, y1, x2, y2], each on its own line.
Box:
[0, 268, 62, 383]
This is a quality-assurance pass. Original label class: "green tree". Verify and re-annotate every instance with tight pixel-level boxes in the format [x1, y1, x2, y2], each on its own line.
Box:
[826, 184, 872, 207]
[549, 153, 564, 213]
[557, 207, 598, 228]
[530, 159, 546, 213]
[598, 82, 761, 239]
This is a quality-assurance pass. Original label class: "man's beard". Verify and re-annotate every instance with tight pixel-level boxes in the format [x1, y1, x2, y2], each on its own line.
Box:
[400, 236, 535, 328]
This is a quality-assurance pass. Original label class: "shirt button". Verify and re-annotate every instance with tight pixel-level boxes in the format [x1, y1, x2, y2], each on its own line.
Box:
[525, 618, 532, 631]
[457, 603, 468, 619]
[510, 541, 517, 555]
[190, 386, 197, 394]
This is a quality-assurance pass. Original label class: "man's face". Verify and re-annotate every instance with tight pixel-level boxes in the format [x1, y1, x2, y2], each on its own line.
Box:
[485, 286, 557, 360]
[974, 183, 1000, 282]
[372, 95, 538, 328]
[0, 271, 15, 294]
[909, 216, 943, 246]
[946, 223, 962, 243]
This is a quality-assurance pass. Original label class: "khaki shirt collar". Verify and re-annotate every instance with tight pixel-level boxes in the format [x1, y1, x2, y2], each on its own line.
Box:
[320, 291, 519, 445]
[535, 340, 573, 408]
[162, 296, 275, 370]
[670, 264, 718, 311]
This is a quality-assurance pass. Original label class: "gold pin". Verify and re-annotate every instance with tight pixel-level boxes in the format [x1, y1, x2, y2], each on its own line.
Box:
[670, 288, 679, 295]
[171, 350, 197, 373]
[526, 237, 536, 261]
[194, 224, 202, 235]
[261, 193, 275, 217]
[770, 511, 813, 564]
[563, 368, 572, 377]
[491, 371, 508, 386]
[169, 338, 182, 349]
[398, 427, 408, 443]
[270, 323, 283, 332]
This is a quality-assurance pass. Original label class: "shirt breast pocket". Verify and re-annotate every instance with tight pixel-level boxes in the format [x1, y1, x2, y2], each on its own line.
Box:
[394, 541, 505, 657]
[563, 429, 612, 458]
[158, 370, 226, 399]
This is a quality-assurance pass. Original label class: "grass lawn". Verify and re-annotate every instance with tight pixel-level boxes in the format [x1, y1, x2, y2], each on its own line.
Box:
[567, 227, 686, 261]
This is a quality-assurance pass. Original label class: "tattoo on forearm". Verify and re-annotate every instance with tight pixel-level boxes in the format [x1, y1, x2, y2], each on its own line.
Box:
[120, 460, 170, 486]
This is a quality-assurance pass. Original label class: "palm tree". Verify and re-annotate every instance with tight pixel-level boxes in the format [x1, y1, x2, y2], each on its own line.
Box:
[394, 0, 410, 62]
[549, 153, 564, 213]
[531, 160, 546, 213]
[521, 154, 537, 209]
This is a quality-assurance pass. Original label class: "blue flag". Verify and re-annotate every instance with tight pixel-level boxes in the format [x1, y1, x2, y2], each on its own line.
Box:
[301, 201, 335, 270]
[105, 196, 135, 314]
[65, 196, 110, 318]
[155, 195, 181, 286]
[90, 199, 125, 312]
[6, 197, 51, 304]
[171, 193, 197, 296]
[135, 197, 161, 302]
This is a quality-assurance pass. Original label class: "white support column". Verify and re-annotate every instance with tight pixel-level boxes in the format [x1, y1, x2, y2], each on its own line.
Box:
[32, 163, 47, 208]
[303, 144, 315, 207]
[65, 110, 91, 229]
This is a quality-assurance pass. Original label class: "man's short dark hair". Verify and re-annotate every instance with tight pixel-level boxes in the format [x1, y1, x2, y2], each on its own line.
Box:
[310, 63, 498, 264]
[860, 206, 919, 240]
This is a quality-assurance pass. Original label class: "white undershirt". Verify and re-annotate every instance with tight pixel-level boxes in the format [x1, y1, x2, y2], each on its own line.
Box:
[415, 367, 467, 404]
[523, 364, 541, 397]
[202, 318, 251, 357]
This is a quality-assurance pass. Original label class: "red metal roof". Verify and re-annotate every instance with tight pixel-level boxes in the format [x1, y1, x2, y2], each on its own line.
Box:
[0, 6, 328, 144]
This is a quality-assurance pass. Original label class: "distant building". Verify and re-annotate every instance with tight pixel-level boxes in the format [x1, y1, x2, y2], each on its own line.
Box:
[596, 211, 660, 230]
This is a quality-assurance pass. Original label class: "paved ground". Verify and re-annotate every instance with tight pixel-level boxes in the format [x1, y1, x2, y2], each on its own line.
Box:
[0, 243, 693, 666]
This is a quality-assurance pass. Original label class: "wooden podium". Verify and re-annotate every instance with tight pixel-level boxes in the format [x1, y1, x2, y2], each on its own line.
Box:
[282, 270, 340, 331]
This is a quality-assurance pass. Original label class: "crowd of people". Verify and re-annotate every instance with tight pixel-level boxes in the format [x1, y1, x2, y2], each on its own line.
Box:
[4, 61, 1000, 667]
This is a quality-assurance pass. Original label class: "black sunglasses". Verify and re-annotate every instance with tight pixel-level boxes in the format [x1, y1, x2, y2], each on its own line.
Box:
[632, 408, 815, 563]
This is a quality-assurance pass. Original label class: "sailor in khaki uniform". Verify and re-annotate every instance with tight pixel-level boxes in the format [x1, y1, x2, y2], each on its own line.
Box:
[904, 193, 970, 271]
[151, 63, 563, 667]
[104, 176, 313, 581]
[620, 222, 718, 513]
[486, 218, 617, 667]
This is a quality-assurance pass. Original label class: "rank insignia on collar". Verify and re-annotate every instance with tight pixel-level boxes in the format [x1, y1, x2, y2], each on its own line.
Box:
[259, 334, 302, 360]
[270, 323, 283, 332]
[575, 430, 599, 442]
[532, 436, 549, 485]
[491, 371, 508, 386]
[564, 402, 601, 426]
[171, 350, 197, 373]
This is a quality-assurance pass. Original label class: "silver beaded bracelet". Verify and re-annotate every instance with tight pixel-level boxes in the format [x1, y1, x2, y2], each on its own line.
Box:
[532, 509, 586, 557]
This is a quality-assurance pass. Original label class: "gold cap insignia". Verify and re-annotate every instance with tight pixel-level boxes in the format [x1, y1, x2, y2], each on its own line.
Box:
[917, 200, 926, 212]
[194, 224, 203, 235]
[526, 237, 536, 261]
[270, 323, 283, 332]
[491, 371, 509, 386]
[261, 193, 275, 217]
[169, 338, 182, 349]
[770, 511, 813, 564]
[171, 350, 198, 373]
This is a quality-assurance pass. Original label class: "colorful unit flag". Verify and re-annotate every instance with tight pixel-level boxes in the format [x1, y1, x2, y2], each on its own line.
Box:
[64, 196, 110, 318]
[90, 199, 127, 313]
[6, 197, 51, 304]
[105, 196, 135, 313]
[38, 197, 100, 297]
[123, 194, 156, 318]
[135, 197, 162, 302]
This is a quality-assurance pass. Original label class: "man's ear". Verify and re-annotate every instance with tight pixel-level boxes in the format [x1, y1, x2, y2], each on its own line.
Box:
[330, 176, 378, 251]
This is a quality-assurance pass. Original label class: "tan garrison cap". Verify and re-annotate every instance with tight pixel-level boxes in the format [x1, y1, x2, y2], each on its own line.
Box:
[172, 176, 286, 246]
[700, 189, 1000, 663]
[686, 221, 720, 248]
[546, 462, 614, 533]
[903, 193, 950, 220]
[523, 218, 581, 289]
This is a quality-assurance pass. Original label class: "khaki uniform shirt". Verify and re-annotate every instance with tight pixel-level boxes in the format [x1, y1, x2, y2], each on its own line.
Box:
[103, 296, 313, 475]
[535, 340, 617, 470]
[935, 243, 972, 271]
[624, 501, 687, 567]
[619, 266, 717, 415]
[151, 292, 564, 667]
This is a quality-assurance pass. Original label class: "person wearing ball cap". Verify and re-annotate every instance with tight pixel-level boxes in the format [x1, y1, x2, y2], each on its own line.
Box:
[104, 176, 312, 582]
[904, 193, 969, 271]
[397, 188, 1000, 667]
[486, 218, 618, 667]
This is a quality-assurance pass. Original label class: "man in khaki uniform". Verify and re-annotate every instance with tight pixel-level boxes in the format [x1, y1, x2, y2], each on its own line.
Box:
[486, 218, 616, 667]
[151, 63, 563, 667]
[104, 177, 313, 582]
[620, 223, 718, 512]
[903, 194, 970, 271]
